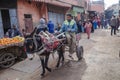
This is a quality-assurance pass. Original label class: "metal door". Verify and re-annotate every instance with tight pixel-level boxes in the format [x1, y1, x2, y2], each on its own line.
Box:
[48, 12, 64, 28]
[53, 13, 57, 27]
[1, 10, 11, 34]
[0, 10, 4, 38]
[48, 12, 57, 27]
[9, 9, 18, 28]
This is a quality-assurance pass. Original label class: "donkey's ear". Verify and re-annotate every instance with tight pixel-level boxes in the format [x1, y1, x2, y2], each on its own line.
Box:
[30, 27, 37, 36]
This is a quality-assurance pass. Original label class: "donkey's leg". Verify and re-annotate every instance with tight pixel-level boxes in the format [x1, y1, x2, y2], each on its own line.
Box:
[61, 52, 65, 63]
[56, 51, 62, 68]
[40, 56, 45, 76]
[61, 46, 65, 62]
[45, 53, 51, 72]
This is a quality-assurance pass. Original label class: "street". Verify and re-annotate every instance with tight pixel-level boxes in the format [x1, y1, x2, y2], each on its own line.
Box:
[0, 29, 120, 80]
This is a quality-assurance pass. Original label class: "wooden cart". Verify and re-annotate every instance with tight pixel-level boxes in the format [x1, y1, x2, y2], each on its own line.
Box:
[0, 42, 27, 68]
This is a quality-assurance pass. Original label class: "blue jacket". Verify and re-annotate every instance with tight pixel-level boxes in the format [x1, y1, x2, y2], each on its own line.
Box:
[47, 21, 54, 33]
[59, 20, 77, 33]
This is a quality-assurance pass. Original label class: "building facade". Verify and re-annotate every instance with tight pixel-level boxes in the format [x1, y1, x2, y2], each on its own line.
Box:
[107, 4, 119, 16]
[0, 0, 18, 38]
[0, 0, 86, 38]
[90, 0, 105, 14]
[105, 4, 119, 20]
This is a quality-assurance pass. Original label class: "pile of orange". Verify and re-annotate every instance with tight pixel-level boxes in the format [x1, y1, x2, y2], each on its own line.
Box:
[0, 36, 25, 46]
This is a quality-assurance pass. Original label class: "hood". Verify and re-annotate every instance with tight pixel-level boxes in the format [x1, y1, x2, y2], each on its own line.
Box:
[37, 18, 47, 28]
[40, 18, 46, 24]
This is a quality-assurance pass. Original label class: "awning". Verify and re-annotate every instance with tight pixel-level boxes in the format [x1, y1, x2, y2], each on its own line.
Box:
[30, 0, 71, 8]
[48, 4, 68, 14]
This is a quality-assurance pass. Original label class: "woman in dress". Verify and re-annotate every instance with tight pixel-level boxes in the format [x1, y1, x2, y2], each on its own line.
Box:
[84, 20, 92, 39]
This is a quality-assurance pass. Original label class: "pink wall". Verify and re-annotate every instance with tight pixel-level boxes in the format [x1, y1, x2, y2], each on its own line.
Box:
[17, 0, 41, 31]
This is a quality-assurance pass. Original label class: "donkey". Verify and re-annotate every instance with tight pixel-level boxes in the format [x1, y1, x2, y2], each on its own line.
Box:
[24, 27, 65, 76]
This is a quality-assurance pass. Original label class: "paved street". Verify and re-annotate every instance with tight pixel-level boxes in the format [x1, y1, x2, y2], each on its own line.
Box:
[0, 29, 120, 80]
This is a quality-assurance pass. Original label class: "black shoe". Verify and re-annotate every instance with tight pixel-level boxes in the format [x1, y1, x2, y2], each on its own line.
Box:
[41, 73, 45, 76]
[29, 58, 33, 60]
[78, 57, 83, 61]
[46, 67, 52, 72]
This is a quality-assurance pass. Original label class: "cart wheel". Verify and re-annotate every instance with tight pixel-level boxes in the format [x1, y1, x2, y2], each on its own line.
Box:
[0, 53, 15, 68]
[76, 46, 84, 61]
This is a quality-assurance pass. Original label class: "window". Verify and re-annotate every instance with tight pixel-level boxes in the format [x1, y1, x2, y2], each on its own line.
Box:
[24, 14, 32, 18]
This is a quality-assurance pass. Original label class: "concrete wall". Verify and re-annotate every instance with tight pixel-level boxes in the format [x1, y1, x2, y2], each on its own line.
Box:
[17, 0, 41, 31]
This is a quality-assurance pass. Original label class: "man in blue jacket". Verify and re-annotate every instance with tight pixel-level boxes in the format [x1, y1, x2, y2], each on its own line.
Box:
[47, 20, 54, 33]
[59, 14, 77, 59]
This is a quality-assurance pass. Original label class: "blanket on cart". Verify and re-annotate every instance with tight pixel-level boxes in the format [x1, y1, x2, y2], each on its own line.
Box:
[39, 31, 60, 51]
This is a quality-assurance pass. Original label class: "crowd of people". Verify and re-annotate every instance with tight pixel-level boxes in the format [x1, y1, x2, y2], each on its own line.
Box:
[5, 14, 120, 39]
[76, 15, 120, 37]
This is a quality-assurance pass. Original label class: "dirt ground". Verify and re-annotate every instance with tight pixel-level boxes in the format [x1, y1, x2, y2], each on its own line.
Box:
[0, 29, 120, 80]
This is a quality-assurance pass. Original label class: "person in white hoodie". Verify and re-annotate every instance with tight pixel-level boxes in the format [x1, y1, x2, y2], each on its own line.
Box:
[36, 18, 48, 34]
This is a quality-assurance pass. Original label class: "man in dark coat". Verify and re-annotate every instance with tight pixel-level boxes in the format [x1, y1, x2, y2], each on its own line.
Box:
[110, 15, 117, 36]
[7, 25, 21, 38]
[77, 20, 82, 33]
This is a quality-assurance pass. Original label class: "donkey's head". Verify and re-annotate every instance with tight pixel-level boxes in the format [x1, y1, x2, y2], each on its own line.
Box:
[24, 27, 42, 54]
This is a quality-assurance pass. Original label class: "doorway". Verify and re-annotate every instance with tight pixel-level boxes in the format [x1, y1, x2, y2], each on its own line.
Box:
[24, 14, 33, 33]
[1, 9, 11, 34]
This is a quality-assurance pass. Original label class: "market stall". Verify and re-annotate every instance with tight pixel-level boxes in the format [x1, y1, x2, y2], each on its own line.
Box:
[0, 36, 27, 68]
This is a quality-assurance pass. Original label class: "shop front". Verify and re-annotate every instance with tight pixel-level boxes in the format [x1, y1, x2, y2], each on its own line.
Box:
[68, 6, 84, 20]
[0, 0, 18, 38]
[47, 4, 70, 28]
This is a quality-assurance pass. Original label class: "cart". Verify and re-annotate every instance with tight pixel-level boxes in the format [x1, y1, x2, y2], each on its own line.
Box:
[40, 32, 84, 61]
[0, 42, 27, 68]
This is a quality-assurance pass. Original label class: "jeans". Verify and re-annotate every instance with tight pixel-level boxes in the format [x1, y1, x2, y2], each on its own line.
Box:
[111, 26, 116, 35]
[66, 32, 76, 54]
